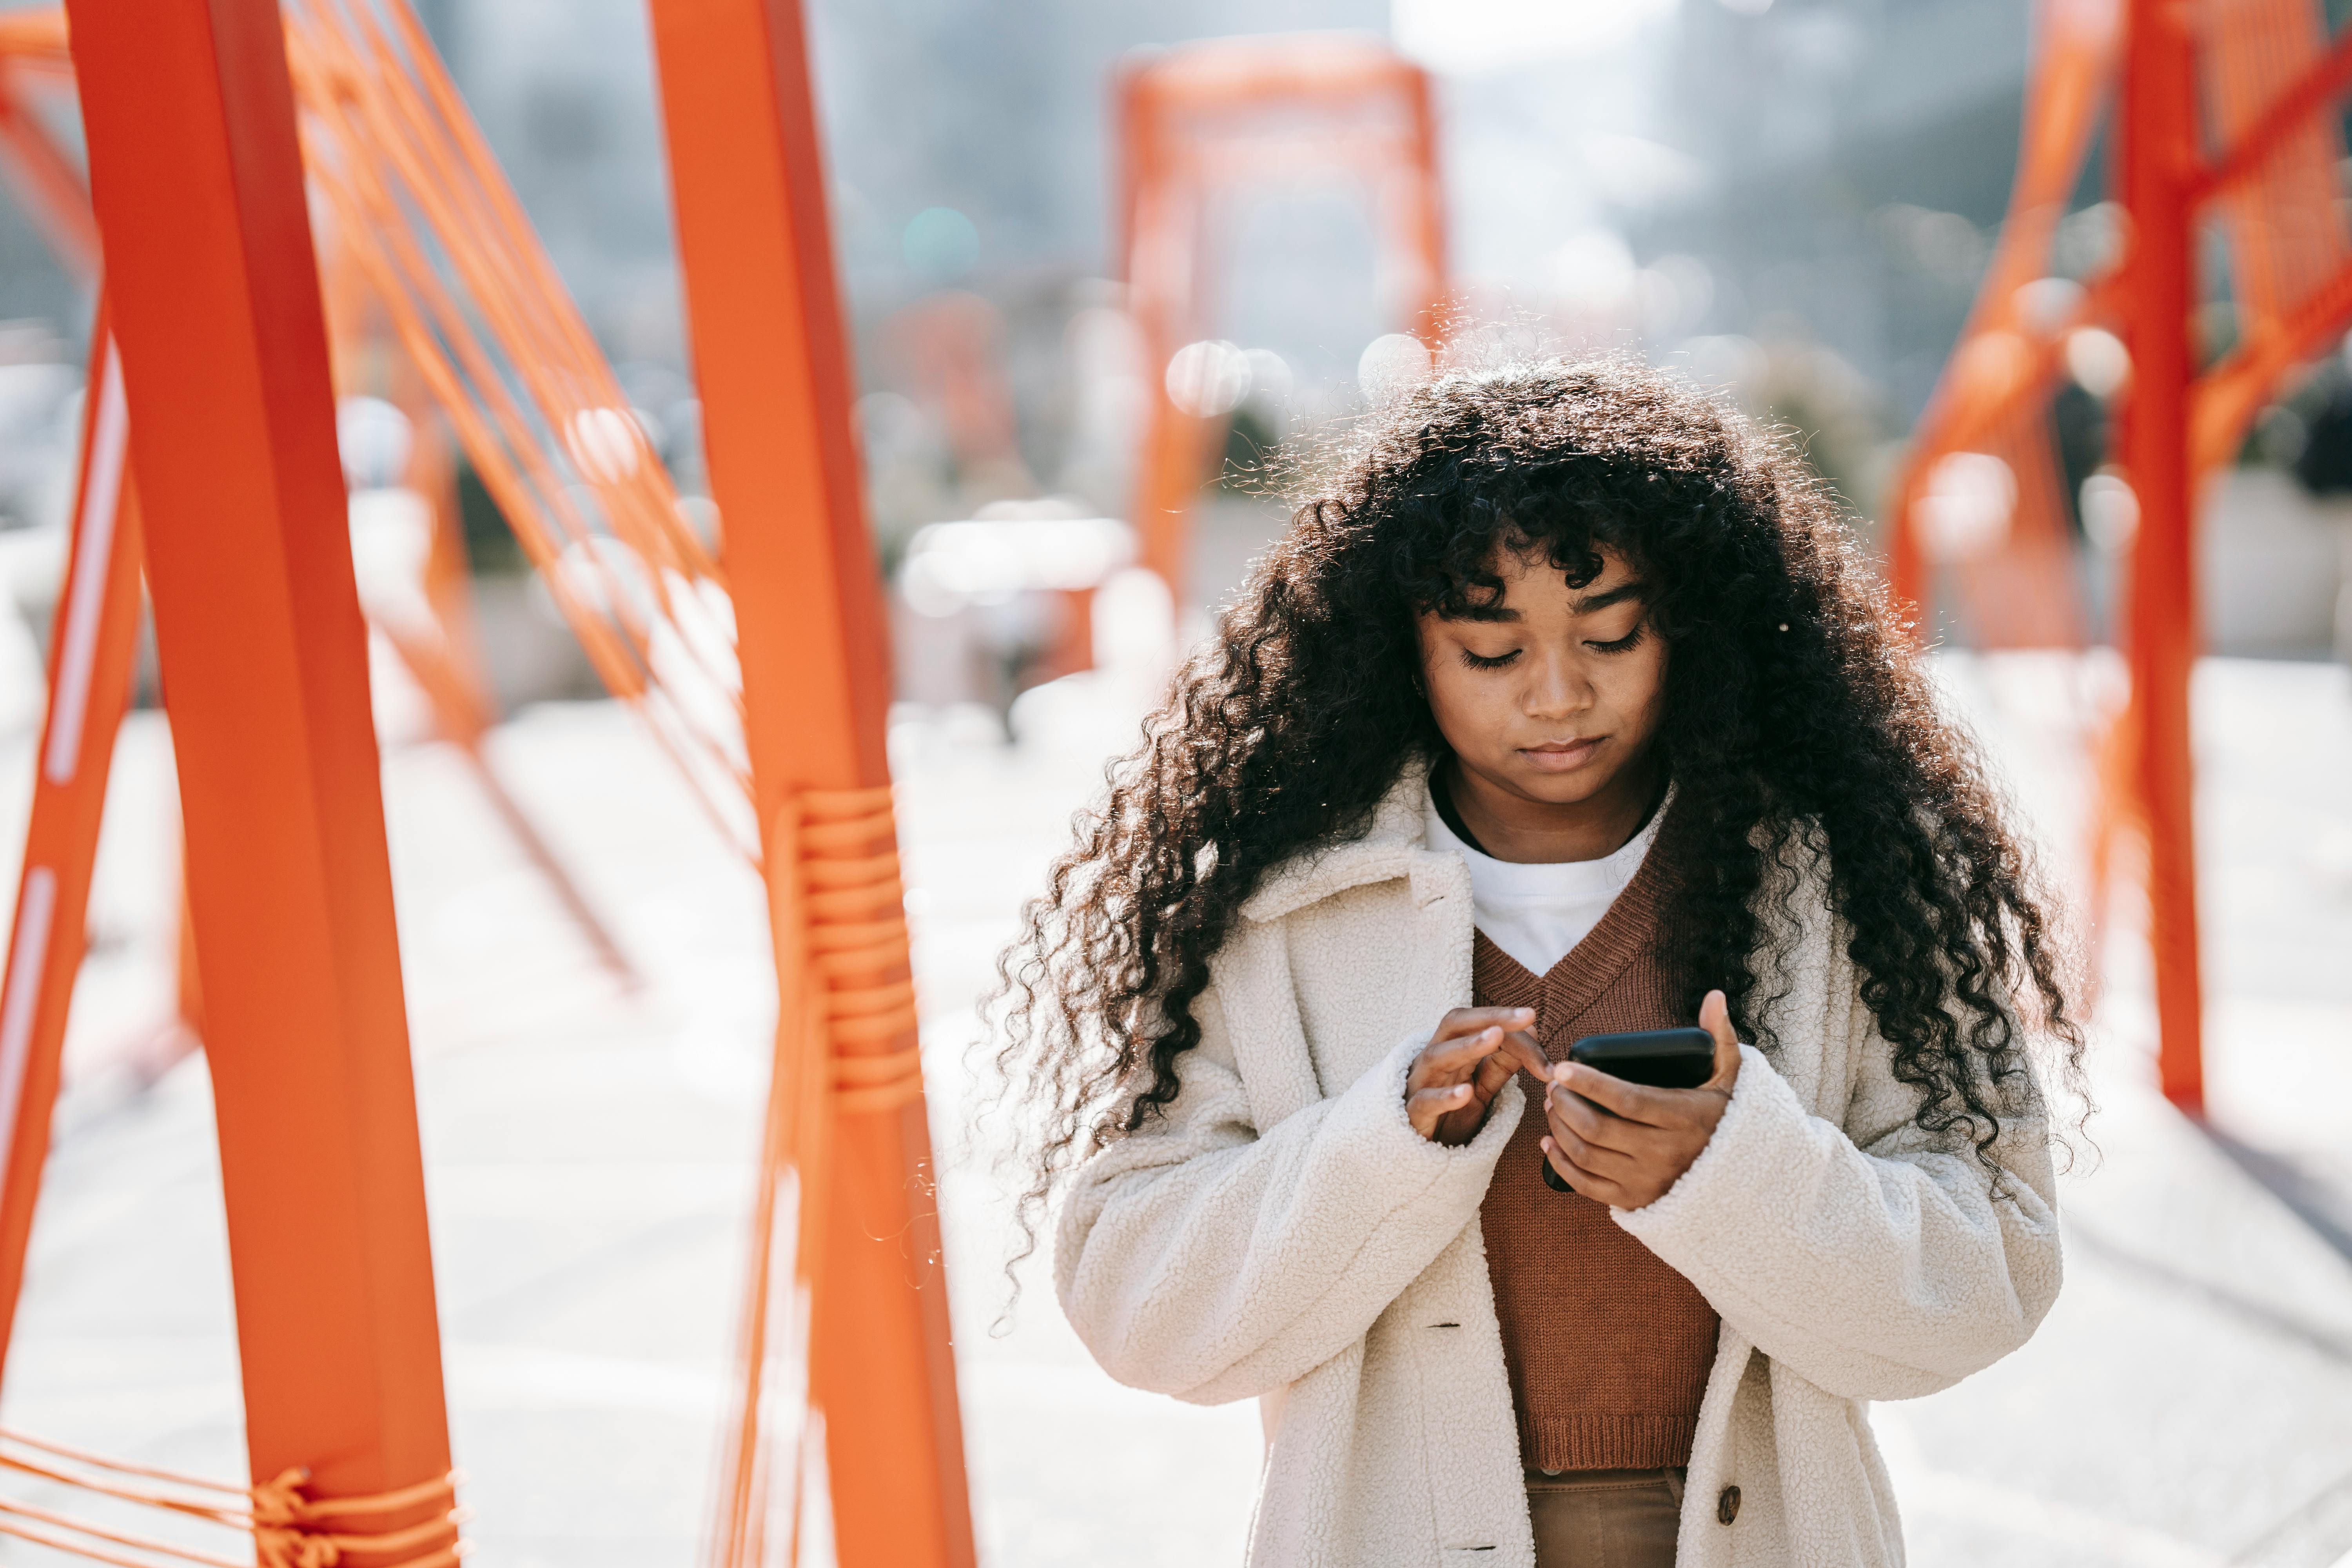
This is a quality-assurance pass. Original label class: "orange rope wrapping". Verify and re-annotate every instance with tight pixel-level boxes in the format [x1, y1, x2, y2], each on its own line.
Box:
[0, 1430, 467, 1568]
[796, 788, 926, 1116]
[707, 784, 924, 1566]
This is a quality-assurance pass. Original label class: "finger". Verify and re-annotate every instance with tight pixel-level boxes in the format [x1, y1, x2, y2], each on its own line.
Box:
[1496, 1028, 1549, 1080]
[1700, 989, 1743, 1090]
[1546, 1084, 1650, 1157]
[1407, 1082, 1475, 1138]
[1542, 1136, 1628, 1206]
[1430, 1007, 1538, 1046]
[1408, 1028, 1490, 1093]
[1410, 1025, 1506, 1091]
[1471, 1039, 1527, 1100]
[1541, 1100, 1641, 1176]
[1550, 1062, 1681, 1127]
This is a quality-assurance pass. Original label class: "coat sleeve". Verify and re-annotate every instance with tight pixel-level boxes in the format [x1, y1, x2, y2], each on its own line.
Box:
[1616, 949, 2063, 1403]
[1053, 986, 1521, 1407]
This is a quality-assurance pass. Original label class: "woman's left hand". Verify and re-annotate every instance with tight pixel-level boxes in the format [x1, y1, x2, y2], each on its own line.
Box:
[1539, 989, 1742, 1210]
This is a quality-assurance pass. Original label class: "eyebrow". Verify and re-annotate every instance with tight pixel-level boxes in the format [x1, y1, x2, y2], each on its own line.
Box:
[1437, 578, 1648, 624]
[1568, 581, 1648, 615]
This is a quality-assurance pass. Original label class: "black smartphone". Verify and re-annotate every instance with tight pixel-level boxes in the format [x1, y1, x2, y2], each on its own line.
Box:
[1539, 1026, 1715, 1193]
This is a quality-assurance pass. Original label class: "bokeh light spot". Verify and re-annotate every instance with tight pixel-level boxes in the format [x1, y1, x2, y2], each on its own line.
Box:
[902, 206, 981, 283]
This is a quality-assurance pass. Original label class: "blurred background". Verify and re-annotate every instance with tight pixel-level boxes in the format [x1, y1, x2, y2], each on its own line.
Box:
[0, 0, 2336, 707]
[0, 0, 2347, 1566]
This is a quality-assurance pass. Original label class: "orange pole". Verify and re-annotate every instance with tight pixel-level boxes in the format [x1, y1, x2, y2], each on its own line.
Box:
[2118, 0, 2204, 1109]
[1401, 61, 1448, 341]
[1121, 71, 1200, 600]
[1119, 43, 1448, 605]
[1888, 480, 1927, 627]
[65, 0, 454, 1524]
[643, 4, 972, 1568]
[0, 318, 142, 1374]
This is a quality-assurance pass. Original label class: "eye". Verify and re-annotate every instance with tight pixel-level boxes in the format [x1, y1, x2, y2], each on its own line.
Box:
[1459, 648, 1522, 670]
[1584, 626, 1648, 655]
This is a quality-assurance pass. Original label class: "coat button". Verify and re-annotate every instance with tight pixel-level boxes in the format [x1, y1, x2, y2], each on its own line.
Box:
[1717, 1485, 1741, 1525]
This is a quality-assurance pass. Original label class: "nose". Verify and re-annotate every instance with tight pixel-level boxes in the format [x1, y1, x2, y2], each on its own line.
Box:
[1522, 646, 1594, 721]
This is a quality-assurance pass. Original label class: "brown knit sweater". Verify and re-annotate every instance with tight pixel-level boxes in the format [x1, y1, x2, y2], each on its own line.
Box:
[1474, 838, 1720, 1472]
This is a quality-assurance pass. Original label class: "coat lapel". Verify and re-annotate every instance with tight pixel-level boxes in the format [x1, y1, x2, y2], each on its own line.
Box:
[1231, 759, 1477, 1119]
[1238, 759, 1439, 923]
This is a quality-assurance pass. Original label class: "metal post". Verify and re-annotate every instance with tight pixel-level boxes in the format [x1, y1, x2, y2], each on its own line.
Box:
[1401, 62, 1449, 342]
[1121, 71, 1204, 602]
[64, 0, 454, 1512]
[642, 2, 973, 1564]
[2118, 0, 2205, 1109]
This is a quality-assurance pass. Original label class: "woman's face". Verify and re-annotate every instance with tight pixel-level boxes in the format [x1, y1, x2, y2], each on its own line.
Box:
[1414, 546, 1669, 810]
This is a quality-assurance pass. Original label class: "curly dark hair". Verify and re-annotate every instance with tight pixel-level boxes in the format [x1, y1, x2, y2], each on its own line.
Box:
[991, 358, 2082, 1261]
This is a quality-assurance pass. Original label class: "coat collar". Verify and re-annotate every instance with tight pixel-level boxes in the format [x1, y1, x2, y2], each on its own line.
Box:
[1240, 755, 1467, 923]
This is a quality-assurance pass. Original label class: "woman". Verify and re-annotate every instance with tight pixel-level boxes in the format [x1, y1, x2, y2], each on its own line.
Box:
[994, 360, 2079, 1567]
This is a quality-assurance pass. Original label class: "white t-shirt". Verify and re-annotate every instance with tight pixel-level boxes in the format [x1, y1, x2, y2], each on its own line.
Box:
[1422, 780, 1667, 977]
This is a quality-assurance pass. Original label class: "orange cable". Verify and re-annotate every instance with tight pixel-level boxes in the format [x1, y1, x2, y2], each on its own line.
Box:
[296, 71, 618, 574]
[292, 26, 690, 671]
[279, 0, 760, 872]
[296, 131, 768, 848]
[372, 0, 723, 582]
[0, 1430, 245, 1496]
[0, 1455, 246, 1526]
[309, 5, 717, 593]
[303, 43, 746, 726]
[0, 1494, 249, 1568]
[0, 1516, 205, 1568]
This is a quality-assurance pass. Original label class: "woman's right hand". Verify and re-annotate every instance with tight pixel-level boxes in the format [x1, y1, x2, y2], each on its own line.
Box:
[1406, 1007, 1544, 1145]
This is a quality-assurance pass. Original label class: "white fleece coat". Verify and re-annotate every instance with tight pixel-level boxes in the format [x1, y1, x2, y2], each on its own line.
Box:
[1053, 768, 2062, 1567]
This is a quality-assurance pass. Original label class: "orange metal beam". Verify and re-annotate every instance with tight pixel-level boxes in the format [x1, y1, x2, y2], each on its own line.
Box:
[643, 2, 971, 1565]
[0, 317, 142, 1374]
[1885, 0, 2118, 624]
[1120, 37, 1446, 601]
[2118, 0, 2205, 1110]
[2191, 247, 2352, 474]
[1399, 62, 1448, 343]
[2192, 21, 2352, 201]
[1882, 0, 2352, 1110]
[64, 0, 454, 1519]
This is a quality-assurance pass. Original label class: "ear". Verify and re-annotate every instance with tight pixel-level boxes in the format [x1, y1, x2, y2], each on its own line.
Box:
[1699, 989, 1742, 1092]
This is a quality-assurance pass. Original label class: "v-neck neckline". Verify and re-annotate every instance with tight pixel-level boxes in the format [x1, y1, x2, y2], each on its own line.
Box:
[1469, 811, 1676, 1051]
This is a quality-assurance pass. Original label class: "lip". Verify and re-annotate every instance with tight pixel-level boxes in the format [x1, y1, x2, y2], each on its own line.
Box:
[1518, 737, 1603, 772]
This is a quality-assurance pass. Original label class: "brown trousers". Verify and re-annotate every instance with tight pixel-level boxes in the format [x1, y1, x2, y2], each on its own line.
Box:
[1525, 1468, 1683, 1568]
